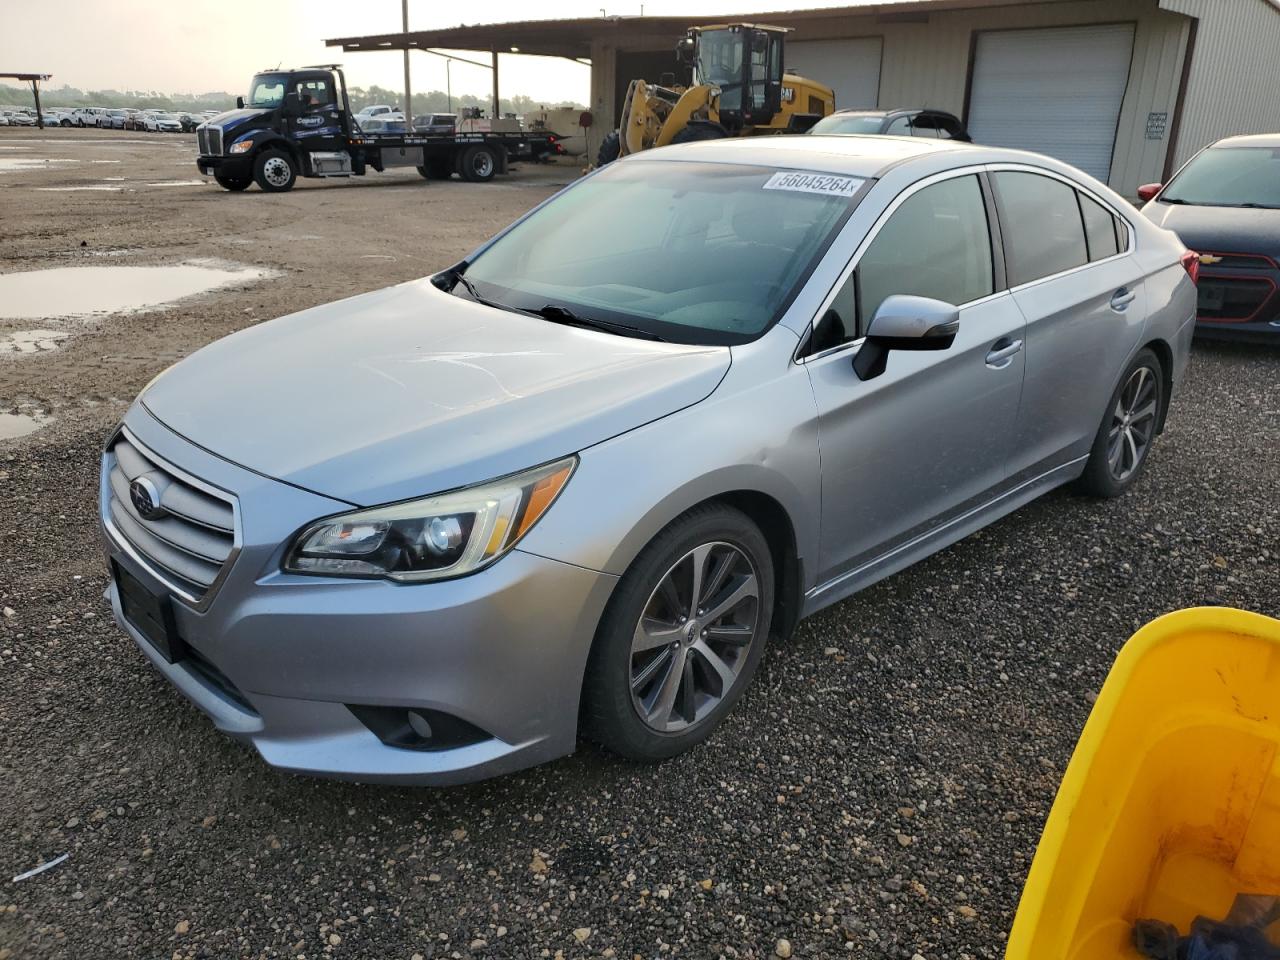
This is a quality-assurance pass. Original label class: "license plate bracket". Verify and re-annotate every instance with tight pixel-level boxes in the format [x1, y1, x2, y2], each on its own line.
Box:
[113, 561, 186, 664]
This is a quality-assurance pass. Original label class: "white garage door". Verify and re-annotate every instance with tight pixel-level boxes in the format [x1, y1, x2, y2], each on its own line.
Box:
[967, 24, 1135, 183]
[786, 37, 883, 110]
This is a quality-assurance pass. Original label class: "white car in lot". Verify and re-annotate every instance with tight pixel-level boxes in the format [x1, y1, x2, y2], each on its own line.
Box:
[70, 107, 109, 127]
[144, 113, 183, 133]
[2, 109, 36, 126]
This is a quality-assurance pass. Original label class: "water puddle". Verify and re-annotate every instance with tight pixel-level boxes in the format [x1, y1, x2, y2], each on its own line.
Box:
[0, 261, 276, 320]
[0, 158, 77, 172]
[146, 179, 207, 188]
[0, 412, 51, 442]
[0, 329, 70, 355]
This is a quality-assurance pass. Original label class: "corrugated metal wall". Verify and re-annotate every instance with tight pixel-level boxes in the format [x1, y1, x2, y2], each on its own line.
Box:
[588, 0, 1219, 195]
[1160, 0, 1280, 169]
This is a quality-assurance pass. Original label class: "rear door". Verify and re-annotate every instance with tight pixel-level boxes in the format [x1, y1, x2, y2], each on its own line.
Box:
[991, 168, 1147, 482]
[803, 171, 1027, 585]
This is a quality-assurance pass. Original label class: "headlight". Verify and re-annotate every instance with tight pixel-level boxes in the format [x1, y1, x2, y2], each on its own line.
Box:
[229, 139, 254, 154]
[283, 457, 576, 582]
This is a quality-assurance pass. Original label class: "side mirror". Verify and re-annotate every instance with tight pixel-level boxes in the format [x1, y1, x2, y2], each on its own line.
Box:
[235, 96, 244, 109]
[675, 35, 697, 64]
[1137, 182, 1163, 202]
[853, 295, 960, 381]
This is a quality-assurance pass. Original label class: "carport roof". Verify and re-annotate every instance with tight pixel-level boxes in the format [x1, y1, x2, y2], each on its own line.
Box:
[325, 0, 1063, 59]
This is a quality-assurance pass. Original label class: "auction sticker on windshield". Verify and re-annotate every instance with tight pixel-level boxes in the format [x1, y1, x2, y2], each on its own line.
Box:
[763, 171, 864, 197]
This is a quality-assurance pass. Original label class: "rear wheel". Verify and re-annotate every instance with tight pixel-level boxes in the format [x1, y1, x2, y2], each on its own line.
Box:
[456, 145, 498, 182]
[416, 157, 453, 180]
[1077, 348, 1164, 498]
[596, 130, 621, 166]
[582, 504, 774, 761]
[214, 172, 251, 192]
[253, 149, 296, 192]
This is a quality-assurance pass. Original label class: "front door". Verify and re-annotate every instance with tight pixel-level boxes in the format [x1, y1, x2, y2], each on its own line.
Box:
[287, 73, 345, 151]
[803, 172, 1026, 587]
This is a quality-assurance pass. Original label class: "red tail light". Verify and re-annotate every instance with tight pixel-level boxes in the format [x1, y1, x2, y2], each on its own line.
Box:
[1181, 250, 1201, 285]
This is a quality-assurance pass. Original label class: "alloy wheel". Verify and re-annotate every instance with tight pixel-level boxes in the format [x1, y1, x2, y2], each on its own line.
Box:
[629, 541, 761, 733]
[1108, 365, 1158, 481]
[262, 157, 292, 188]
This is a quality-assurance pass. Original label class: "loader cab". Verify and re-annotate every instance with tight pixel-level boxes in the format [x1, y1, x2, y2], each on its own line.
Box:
[683, 25, 785, 130]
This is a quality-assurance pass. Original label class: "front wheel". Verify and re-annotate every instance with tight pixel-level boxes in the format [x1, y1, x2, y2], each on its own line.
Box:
[456, 145, 498, 182]
[1076, 348, 1164, 498]
[581, 504, 775, 761]
[253, 149, 296, 192]
[596, 130, 621, 166]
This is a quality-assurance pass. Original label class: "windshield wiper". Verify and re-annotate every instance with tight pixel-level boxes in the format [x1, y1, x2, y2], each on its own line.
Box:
[533, 304, 666, 342]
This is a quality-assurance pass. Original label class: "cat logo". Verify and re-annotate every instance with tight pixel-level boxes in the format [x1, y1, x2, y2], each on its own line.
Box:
[1198, 254, 1223, 266]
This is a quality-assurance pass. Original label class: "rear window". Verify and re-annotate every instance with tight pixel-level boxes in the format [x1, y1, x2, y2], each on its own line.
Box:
[993, 171, 1089, 286]
[1161, 146, 1280, 209]
[810, 114, 886, 136]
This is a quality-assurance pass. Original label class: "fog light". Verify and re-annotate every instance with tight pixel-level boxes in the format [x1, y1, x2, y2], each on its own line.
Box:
[347, 704, 489, 752]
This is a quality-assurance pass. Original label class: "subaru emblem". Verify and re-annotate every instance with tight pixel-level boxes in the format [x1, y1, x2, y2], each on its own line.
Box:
[129, 476, 165, 521]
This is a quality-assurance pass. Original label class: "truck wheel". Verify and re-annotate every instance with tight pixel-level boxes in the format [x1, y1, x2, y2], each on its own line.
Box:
[457, 145, 498, 182]
[254, 149, 296, 192]
[417, 157, 453, 180]
[596, 131, 621, 166]
[214, 173, 251, 192]
[670, 125, 727, 145]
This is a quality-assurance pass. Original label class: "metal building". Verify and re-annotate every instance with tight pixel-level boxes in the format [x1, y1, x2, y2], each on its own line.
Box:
[327, 0, 1280, 197]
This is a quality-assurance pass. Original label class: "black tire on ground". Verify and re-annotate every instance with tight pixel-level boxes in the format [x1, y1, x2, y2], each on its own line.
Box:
[581, 503, 775, 762]
[669, 124, 728, 145]
[596, 130, 621, 166]
[456, 145, 498, 182]
[60, 119, 71, 128]
[1076, 347, 1164, 498]
[253, 148, 297, 192]
[416, 157, 453, 180]
[214, 173, 251, 192]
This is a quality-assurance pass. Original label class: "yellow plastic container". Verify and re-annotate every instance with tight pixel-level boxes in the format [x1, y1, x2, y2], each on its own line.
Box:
[1007, 607, 1280, 960]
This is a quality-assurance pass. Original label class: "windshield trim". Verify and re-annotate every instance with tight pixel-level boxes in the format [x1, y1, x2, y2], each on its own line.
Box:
[448, 158, 873, 347]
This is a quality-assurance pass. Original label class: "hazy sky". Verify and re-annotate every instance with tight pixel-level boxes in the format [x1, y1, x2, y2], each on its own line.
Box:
[1, 0, 860, 103]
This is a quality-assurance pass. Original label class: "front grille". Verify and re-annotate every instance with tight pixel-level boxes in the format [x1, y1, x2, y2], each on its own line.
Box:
[1201, 252, 1277, 271]
[1198, 277, 1277, 323]
[197, 126, 223, 156]
[104, 433, 237, 603]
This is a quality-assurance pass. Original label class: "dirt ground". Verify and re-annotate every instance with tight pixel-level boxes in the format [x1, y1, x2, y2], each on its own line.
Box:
[1, 128, 1278, 960]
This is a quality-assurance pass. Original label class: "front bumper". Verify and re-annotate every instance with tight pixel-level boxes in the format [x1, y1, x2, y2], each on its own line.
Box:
[196, 155, 251, 179]
[101, 406, 617, 785]
[1194, 255, 1280, 341]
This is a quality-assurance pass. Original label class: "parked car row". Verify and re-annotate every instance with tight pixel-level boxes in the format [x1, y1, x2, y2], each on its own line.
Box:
[5, 105, 222, 130]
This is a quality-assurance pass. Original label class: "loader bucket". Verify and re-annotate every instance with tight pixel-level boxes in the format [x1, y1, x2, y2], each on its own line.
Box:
[1007, 606, 1280, 960]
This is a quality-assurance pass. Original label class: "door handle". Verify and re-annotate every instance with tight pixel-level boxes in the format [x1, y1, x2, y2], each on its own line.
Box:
[1111, 288, 1138, 311]
[985, 337, 1024, 369]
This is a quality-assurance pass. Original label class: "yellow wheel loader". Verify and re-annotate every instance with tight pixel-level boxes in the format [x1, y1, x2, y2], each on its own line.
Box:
[597, 23, 836, 166]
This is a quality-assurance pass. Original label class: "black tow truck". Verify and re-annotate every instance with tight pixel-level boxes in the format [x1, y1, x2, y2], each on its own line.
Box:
[196, 65, 560, 192]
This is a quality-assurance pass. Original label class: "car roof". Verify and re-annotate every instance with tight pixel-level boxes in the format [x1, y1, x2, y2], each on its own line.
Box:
[620, 134, 985, 178]
[1213, 133, 1280, 149]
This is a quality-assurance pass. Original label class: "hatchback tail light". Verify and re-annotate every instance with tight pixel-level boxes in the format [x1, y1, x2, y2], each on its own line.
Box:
[1181, 250, 1201, 285]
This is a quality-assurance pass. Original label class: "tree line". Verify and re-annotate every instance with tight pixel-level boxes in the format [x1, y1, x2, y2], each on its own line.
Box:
[0, 82, 584, 117]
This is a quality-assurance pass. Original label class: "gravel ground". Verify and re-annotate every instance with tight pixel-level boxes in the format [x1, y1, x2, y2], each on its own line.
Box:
[1, 128, 1278, 960]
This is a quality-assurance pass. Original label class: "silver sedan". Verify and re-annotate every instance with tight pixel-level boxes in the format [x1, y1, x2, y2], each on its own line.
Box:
[100, 135, 1195, 783]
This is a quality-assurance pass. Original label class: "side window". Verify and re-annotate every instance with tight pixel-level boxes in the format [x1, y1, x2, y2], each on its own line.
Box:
[992, 171, 1089, 286]
[295, 79, 333, 110]
[1078, 193, 1121, 261]
[812, 175, 994, 351]
[909, 114, 941, 139]
[885, 115, 912, 136]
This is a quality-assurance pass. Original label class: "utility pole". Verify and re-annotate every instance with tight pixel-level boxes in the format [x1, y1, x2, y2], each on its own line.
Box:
[401, 0, 412, 121]
[491, 49, 500, 118]
[446, 59, 452, 112]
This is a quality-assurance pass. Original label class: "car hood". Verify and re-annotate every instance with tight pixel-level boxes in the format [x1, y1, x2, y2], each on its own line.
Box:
[203, 108, 271, 132]
[1143, 201, 1280, 259]
[141, 278, 730, 506]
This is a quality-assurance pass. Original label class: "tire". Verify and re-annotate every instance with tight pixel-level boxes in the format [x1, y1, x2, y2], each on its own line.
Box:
[596, 130, 621, 166]
[214, 173, 251, 192]
[669, 124, 727, 145]
[60, 119, 71, 128]
[1076, 348, 1164, 498]
[581, 503, 775, 761]
[253, 148, 296, 192]
[456, 145, 498, 182]
[416, 157, 453, 180]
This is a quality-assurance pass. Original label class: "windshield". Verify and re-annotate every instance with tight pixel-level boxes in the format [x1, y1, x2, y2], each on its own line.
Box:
[810, 114, 887, 136]
[696, 29, 744, 89]
[461, 160, 863, 345]
[247, 73, 288, 109]
[1161, 146, 1280, 208]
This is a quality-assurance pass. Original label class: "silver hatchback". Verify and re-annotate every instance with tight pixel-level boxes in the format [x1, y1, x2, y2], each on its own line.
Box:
[101, 135, 1196, 784]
